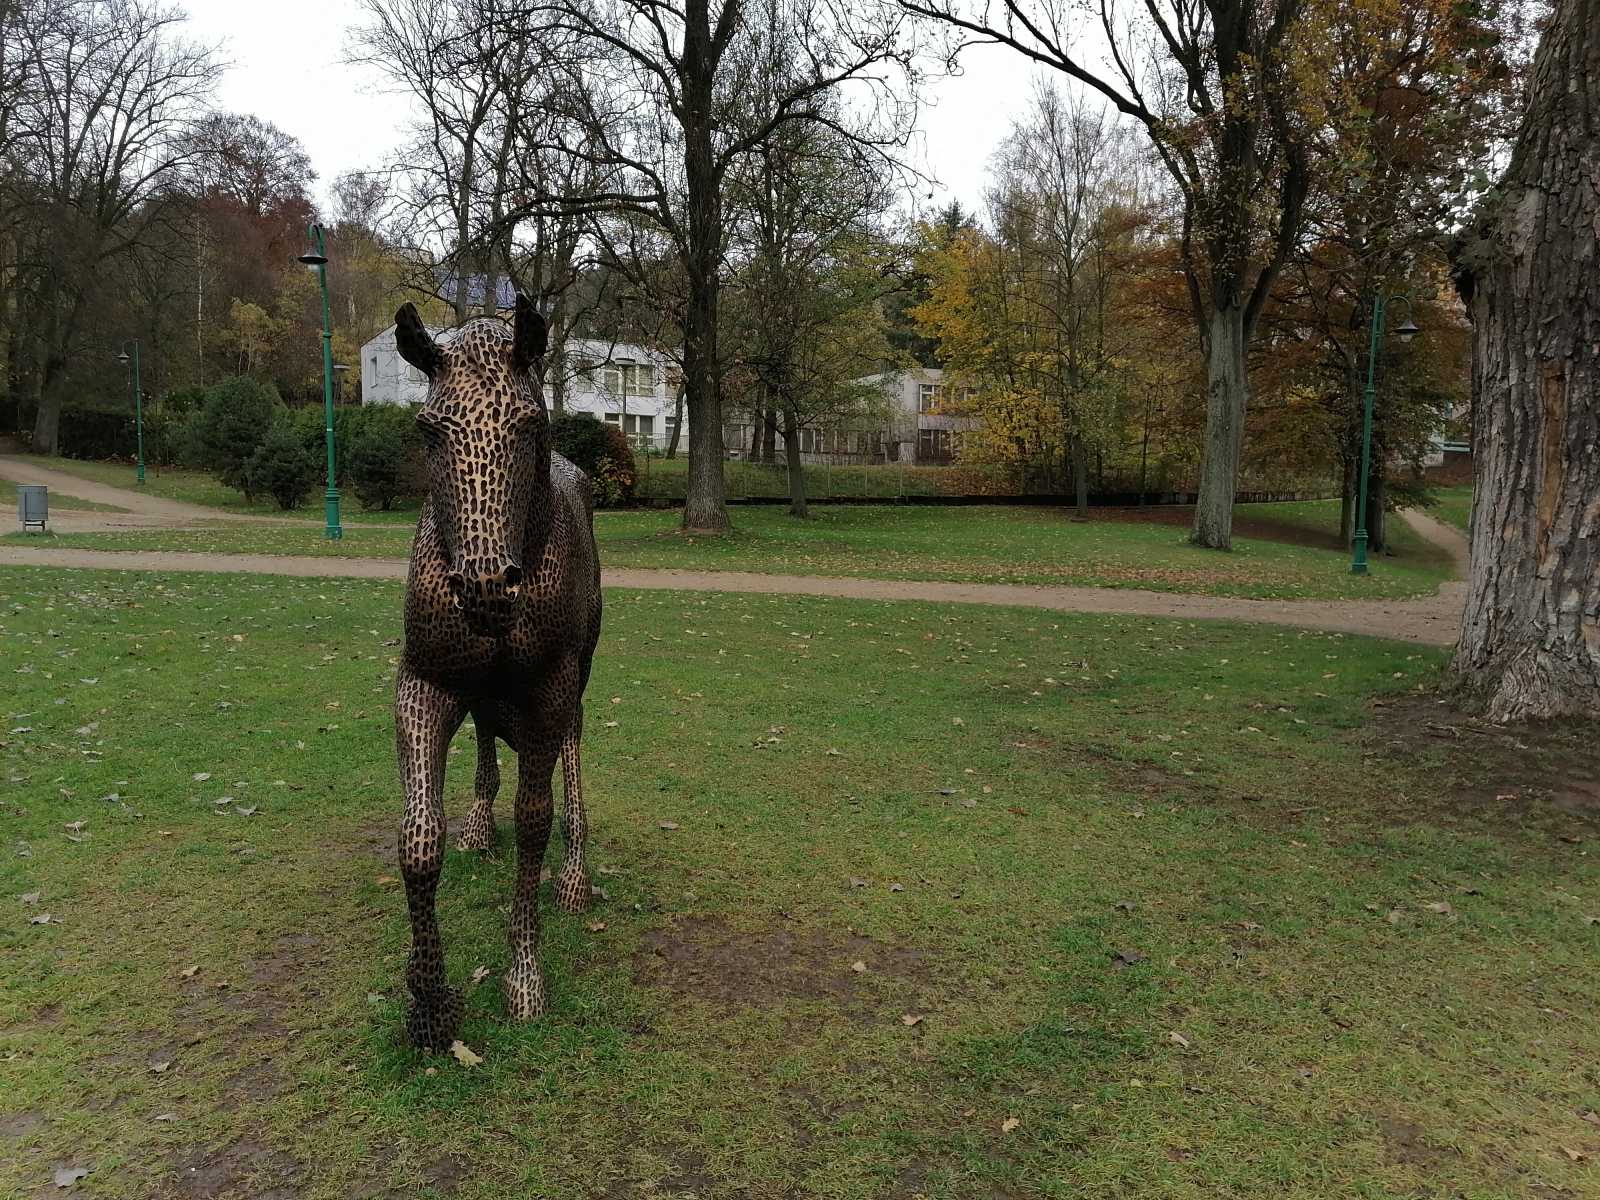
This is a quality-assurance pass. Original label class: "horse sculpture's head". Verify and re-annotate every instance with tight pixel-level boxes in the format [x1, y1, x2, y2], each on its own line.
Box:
[394, 293, 548, 632]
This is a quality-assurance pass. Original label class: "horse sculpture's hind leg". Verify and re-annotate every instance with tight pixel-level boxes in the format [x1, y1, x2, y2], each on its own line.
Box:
[395, 667, 467, 1049]
[552, 707, 591, 914]
[457, 715, 499, 851]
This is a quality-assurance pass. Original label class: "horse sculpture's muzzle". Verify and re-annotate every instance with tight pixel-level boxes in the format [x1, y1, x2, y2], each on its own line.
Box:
[447, 561, 523, 633]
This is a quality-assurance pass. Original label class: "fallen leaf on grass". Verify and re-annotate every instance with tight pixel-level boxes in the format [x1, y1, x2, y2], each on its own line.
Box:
[30, 913, 57, 925]
[1111, 948, 1147, 969]
[1425, 901, 1455, 916]
[192, 773, 211, 782]
[586, 921, 607, 932]
[1001, 1117, 1020, 1134]
[469, 966, 492, 986]
[449, 1041, 482, 1067]
[658, 821, 679, 831]
[1562, 1147, 1587, 1163]
[375, 875, 398, 887]
[152, 1113, 179, 1123]
[151, 1060, 172, 1074]
[53, 1165, 89, 1188]
[1113, 900, 1136, 912]
[850, 960, 866, 973]
[1385, 909, 1405, 926]
[179, 965, 199, 979]
[848, 877, 868, 889]
[888, 883, 904, 893]
[234, 806, 258, 817]
[19, 891, 40, 904]
[63, 820, 86, 834]
[901, 1014, 923, 1027]
[1168, 1031, 1191, 1049]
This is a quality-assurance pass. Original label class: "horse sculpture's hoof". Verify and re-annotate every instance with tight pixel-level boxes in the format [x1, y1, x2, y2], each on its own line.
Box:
[406, 986, 464, 1051]
[503, 965, 548, 1022]
[553, 863, 591, 914]
[456, 820, 497, 852]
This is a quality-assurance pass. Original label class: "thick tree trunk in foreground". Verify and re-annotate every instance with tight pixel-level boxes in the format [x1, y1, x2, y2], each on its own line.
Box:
[1190, 303, 1249, 549]
[1452, 0, 1600, 721]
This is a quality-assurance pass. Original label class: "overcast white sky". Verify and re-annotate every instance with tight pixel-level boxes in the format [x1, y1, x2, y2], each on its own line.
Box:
[180, 0, 1053, 222]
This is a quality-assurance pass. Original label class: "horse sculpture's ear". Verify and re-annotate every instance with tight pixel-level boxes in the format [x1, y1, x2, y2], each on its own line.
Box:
[395, 302, 442, 378]
[511, 292, 547, 376]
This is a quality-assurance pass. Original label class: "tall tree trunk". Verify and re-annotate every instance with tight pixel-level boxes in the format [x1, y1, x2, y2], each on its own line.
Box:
[782, 403, 807, 518]
[666, 384, 684, 459]
[548, 339, 567, 413]
[1190, 302, 1249, 549]
[1070, 433, 1088, 520]
[678, 0, 729, 532]
[1451, 0, 1600, 721]
[1190, 305, 1248, 553]
[760, 406, 777, 463]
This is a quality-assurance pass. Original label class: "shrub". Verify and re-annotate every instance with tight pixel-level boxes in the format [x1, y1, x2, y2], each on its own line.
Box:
[196, 376, 281, 501]
[550, 412, 636, 507]
[347, 404, 427, 510]
[244, 418, 321, 510]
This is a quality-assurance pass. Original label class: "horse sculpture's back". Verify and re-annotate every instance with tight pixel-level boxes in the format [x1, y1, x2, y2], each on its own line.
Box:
[390, 294, 601, 1049]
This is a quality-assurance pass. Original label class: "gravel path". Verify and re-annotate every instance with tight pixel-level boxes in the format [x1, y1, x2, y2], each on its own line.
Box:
[0, 528, 1467, 646]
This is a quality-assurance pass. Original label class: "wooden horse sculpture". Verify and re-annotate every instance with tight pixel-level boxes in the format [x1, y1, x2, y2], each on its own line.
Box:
[391, 293, 601, 1049]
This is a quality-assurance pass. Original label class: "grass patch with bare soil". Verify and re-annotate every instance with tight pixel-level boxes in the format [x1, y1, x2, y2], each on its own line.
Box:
[1, 566, 1595, 1199]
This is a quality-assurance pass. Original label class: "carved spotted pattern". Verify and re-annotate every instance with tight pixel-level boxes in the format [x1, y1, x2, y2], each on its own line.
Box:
[392, 295, 602, 1049]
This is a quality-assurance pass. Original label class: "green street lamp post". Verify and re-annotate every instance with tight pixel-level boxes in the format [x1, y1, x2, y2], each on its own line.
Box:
[1350, 294, 1420, 575]
[116, 342, 146, 485]
[299, 223, 342, 540]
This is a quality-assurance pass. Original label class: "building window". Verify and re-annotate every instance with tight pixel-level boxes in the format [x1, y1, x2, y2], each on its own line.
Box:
[918, 382, 942, 413]
[918, 427, 952, 460]
[602, 412, 621, 426]
[406, 363, 426, 384]
[588, 361, 655, 397]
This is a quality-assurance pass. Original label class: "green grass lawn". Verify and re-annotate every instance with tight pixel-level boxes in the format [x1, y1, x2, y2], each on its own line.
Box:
[1, 567, 1595, 1199]
[2, 500, 1456, 602]
[0, 476, 129, 513]
[1434, 486, 1473, 535]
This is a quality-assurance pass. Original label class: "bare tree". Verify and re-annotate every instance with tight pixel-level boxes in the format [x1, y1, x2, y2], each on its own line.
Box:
[902, 0, 1314, 548]
[13, 0, 219, 454]
[725, 103, 899, 517]
[504, 0, 925, 532]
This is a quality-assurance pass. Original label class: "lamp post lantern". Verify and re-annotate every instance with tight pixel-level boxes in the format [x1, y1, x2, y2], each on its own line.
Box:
[299, 224, 341, 540]
[116, 342, 146, 485]
[1351, 294, 1420, 575]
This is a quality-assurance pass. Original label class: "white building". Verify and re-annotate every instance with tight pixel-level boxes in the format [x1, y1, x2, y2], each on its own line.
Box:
[721, 366, 980, 464]
[360, 325, 683, 451]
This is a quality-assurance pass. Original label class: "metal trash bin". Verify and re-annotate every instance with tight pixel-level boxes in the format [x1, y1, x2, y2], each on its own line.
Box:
[17, 483, 47, 532]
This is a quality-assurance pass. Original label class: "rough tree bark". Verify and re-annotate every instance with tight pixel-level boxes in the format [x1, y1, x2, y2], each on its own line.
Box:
[1190, 302, 1249, 547]
[1451, 0, 1600, 721]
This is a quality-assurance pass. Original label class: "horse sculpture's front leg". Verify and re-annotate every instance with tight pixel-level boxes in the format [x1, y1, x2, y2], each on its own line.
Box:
[395, 667, 466, 1049]
[552, 705, 592, 914]
[505, 742, 559, 1021]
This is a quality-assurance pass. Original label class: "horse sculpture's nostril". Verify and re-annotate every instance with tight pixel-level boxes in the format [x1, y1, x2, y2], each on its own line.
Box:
[446, 572, 466, 609]
[503, 564, 523, 588]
